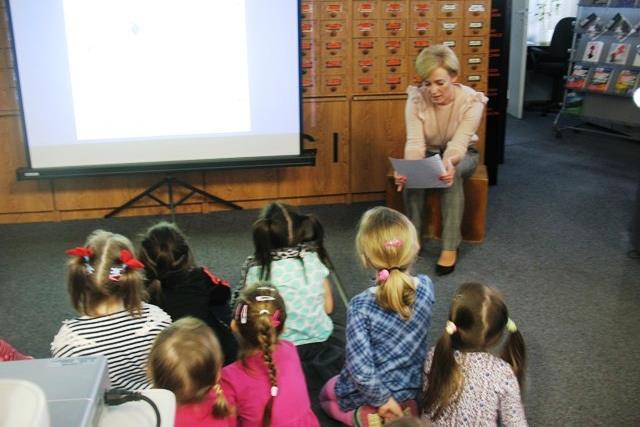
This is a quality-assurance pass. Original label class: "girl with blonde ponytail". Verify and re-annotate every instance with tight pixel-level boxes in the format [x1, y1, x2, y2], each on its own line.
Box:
[221, 283, 320, 427]
[420, 282, 527, 426]
[147, 317, 232, 427]
[320, 207, 436, 426]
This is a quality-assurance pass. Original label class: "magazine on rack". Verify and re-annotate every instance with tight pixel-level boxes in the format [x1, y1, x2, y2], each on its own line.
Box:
[587, 66, 614, 92]
[613, 69, 640, 95]
[565, 64, 591, 90]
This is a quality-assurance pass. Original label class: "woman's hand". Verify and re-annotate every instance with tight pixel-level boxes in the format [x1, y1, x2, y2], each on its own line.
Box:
[439, 159, 456, 186]
[394, 171, 407, 192]
[378, 397, 404, 421]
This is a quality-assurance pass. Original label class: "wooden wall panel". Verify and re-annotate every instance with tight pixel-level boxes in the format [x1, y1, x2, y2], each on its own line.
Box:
[278, 98, 350, 197]
[53, 173, 205, 211]
[203, 169, 279, 203]
[0, 116, 54, 213]
[350, 96, 406, 193]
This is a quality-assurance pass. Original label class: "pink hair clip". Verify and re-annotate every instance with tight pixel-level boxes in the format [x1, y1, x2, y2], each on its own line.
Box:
[271, 309, 282, 328]
[384, 239, 403, 248]
[377, 269, 390, 282]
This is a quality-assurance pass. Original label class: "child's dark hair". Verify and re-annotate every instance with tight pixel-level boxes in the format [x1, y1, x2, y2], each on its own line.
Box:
[138, 221, 195, 302]
[147, 317, 230, 417]
[252, 202, 329, 280]
[233, 283, 287, 427]
[66, 230, 146, 316]
[421, 282, 526, 420]
[356, 207, 419, 319]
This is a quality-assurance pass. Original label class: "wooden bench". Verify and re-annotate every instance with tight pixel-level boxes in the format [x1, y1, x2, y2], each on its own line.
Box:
[385, 165, 488, 242]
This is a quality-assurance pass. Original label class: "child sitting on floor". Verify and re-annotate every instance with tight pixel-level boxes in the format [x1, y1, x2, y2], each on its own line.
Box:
[221, 283, 320, 427]
[139, 221, 236, 364]
[420, 282, 527, 426]
[148, 316, 233, 427]
[52, 230, 171, 390]
[320, 207, 436, 426]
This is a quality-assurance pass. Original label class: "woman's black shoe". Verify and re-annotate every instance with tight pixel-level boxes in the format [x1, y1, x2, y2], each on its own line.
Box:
[435, 262, 456, 276]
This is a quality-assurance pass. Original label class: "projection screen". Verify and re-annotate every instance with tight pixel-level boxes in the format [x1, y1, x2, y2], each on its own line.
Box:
[8, 0, 310, 179]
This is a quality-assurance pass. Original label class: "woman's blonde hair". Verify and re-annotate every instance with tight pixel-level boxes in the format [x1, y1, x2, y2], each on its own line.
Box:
[67, 230, 146, 316]
[147, 317, 231, 417]
[356, 207, 419, 319]
[415, 45, 460, 80]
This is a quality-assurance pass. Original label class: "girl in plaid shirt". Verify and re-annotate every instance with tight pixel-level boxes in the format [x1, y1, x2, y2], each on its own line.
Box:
[320, 207, 436, 426]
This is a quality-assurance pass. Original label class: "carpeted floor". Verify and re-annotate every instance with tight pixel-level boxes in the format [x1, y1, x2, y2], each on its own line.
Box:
[1, 112, 639, 426]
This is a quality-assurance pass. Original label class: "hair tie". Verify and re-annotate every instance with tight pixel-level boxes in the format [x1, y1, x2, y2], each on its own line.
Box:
[271, 309, 282, 328]
[270, 386, 278, 397]
[240, 305, 248, 324]
[506, 318, 517, 333]
[66, 247, 94, 258]
[445, 320, 457, 335]
[377, 269, 390, 282]
[119, 249, 144, 269]
[66, 247, 95, 274]
[384, 239, 403, 248]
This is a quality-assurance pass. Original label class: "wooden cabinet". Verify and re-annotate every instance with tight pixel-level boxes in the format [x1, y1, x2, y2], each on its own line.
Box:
[278, 98, 349, 197]
[350, 96, 406, 193]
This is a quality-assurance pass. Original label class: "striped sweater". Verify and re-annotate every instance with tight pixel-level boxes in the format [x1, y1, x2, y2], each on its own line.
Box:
[51, 303, 172, 390]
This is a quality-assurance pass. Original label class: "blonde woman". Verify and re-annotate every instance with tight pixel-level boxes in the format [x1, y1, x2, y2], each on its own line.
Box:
[395, 45, 488, 275]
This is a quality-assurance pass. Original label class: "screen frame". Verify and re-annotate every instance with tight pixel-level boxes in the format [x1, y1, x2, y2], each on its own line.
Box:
[7, 0, 311, 181]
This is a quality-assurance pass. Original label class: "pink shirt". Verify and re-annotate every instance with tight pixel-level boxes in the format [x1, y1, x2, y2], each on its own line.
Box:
[404, 84, 488, 162]
[175, 391, 231, 427]
[221, 340, 320, 427]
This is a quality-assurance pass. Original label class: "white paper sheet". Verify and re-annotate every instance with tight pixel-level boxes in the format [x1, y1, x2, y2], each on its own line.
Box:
[389, 155, 449, 189]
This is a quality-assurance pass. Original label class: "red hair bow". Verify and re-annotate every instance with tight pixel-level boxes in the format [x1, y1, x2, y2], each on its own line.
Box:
[119, 250, 144, 269]
[66, 247, 94, 258]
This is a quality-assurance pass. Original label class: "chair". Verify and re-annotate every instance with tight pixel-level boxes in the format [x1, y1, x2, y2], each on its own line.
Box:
[526, 17, 576, 114]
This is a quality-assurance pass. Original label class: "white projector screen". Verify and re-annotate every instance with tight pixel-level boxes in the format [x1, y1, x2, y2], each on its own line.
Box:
[8, 0, 304, 176]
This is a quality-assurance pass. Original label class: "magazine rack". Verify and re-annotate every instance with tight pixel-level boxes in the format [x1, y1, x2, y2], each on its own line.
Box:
[554, 0, 640, 140]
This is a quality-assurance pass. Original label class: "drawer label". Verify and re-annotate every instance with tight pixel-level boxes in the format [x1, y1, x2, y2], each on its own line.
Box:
[468, 4, 486, 13]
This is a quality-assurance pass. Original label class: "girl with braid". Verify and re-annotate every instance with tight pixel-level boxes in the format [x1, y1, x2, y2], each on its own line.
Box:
[320, 207, 435, 427]
[240, 202, 343, 384]
[420, 282, 527, 426]
[148, 317, 232, 427]
[221, 283, 319, 427]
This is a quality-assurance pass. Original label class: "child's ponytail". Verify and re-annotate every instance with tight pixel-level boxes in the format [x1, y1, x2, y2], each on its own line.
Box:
[256, 314, 278, 427]
[501, 321, 526, 387]
[421, 322, 462, 419]
[211, 383, 231, 418]
[298, 213, 331, 267]
[252, 218, 277, 280]
[377, 268, 416, 320]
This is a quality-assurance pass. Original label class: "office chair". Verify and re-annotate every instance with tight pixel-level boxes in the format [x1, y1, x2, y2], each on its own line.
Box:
[526, 17, 576, 115]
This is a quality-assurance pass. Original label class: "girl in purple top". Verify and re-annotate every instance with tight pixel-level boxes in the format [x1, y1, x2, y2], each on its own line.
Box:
[221, 283, 319, 427]
[421, 282, 528, 426]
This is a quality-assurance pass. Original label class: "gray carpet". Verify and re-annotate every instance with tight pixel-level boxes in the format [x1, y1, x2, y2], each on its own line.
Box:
[1, 112, 639, 426]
